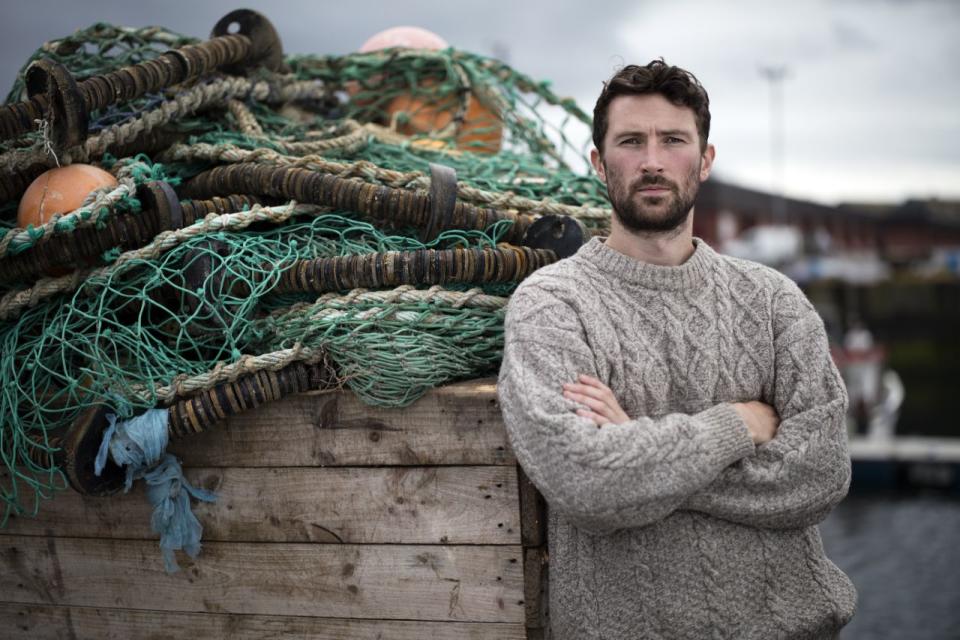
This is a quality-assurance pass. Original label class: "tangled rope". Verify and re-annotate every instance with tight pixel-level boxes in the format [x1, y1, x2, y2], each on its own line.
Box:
[0, 14, 610, 525]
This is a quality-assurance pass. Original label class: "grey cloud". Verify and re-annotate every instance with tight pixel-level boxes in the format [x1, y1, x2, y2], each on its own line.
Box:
[1, 0, 957, 202]
[832, 21, 878, 51]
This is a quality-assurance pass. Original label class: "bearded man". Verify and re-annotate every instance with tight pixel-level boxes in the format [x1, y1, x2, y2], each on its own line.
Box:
[497, 60, 857, 639]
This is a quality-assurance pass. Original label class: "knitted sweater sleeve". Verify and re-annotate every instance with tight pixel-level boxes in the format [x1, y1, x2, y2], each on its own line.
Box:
[682, 281, 852, 529]
[497, 283, 756, 535]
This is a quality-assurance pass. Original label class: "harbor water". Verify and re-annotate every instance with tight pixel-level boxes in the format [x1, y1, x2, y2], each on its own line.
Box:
[820, 492, 960, 639]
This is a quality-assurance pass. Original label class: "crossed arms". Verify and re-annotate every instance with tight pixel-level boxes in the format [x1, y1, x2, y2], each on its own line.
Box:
[496, 283, 851, 535]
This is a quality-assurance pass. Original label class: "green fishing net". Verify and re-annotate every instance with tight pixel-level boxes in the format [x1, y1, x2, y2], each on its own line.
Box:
[0, 19, 610, 522]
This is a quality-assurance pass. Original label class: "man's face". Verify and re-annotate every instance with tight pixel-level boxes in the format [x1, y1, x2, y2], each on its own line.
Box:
[591, 94, 715, 234]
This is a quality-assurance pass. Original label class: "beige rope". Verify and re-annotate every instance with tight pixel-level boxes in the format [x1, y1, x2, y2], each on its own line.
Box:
[0, 162, 142, 259]
[148, 344, 329, 404]
[227, 98, 266, 137]
[0, 74, 330, 172]
[273, 120, 369, 155]
[119, 284, 507, 403]
[160, 140, 612, 221]
[272, 284, 507, 322]
[0, 202, 326, 321]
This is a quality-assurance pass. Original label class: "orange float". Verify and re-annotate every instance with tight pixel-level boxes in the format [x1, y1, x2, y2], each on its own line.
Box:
[18, 164, 118, 229]
[17, 164, 119, 276]
[357, 26, 503, 154]
[386, 86, 502, 154]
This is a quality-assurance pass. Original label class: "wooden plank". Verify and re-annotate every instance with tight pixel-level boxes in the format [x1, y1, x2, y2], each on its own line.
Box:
[0, 537, 525, 623]
[167, 378, 514, 467]
[523, 547, 549, 631]
[0, 603, 529, 640]
[3, 466, 521, 545]
[516, 465, 546, 548]
[517, 465, 548, 634]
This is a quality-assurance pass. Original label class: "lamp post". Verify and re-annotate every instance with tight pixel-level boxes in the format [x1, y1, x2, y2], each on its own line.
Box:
[759, 64, 789, 223]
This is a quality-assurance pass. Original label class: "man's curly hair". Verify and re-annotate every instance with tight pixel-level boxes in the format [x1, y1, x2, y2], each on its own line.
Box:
[593, 59, 711, 153]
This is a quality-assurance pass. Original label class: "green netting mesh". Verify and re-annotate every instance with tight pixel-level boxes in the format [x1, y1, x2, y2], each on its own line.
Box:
[4, 23, 198, 105]
[0, 19, 611, 523]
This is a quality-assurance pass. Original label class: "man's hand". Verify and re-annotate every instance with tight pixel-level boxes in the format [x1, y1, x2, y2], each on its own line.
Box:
[562, 374, 630, 426]
[732, 401, 780, 445]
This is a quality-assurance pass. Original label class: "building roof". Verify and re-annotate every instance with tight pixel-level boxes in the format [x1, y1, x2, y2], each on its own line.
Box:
[698, 179, 960, 229]
[838, 199, 960, 228]
[696, 179, 851, 221]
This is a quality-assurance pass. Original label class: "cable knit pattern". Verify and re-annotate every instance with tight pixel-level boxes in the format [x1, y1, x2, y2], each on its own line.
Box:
[498, 236, 856, 639]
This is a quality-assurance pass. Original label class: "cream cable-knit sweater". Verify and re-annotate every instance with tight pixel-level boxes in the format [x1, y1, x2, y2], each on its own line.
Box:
[498, 236, 856, 639]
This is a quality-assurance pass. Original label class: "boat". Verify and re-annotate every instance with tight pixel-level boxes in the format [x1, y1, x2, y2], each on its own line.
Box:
[835, 333, 960, 494]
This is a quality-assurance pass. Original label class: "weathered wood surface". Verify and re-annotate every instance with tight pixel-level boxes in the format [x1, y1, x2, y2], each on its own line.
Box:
[0, 603, 529, 640]
[3, 466, 521, 545]
[517, 449, 551, 635]
[0, 378, 551, 638]
[0, 536, 525, 623]
[517, 465, 547, 548]
[167, 378, 513, 467]
[523, 547, 549, 631]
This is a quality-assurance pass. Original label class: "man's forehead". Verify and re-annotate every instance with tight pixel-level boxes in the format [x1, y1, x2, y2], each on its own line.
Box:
[606, 94, 698, 134]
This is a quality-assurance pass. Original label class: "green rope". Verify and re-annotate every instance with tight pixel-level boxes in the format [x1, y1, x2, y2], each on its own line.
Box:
[0, 19, 610, 521]
[0, 211, 518, 522]
[251, 287, 506, 406]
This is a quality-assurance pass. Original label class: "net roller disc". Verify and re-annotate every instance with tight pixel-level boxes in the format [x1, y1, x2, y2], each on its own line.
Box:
[521, 214, 588, 259]
[211, 9, 286, 74]
[60, 359, 338, 496]
[25, 59, 88, 153]
[59, 405, 126, 496]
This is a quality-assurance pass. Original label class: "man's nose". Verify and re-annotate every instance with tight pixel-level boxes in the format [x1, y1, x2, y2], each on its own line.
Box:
[640, 143, 665, 173]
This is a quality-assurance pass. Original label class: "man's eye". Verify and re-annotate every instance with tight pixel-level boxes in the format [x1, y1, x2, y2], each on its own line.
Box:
[665, 136, 684, 144]
[621, 137, 640, 145]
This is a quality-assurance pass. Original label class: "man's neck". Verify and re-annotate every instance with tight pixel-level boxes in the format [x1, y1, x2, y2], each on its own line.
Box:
[604, 212, 696, 266]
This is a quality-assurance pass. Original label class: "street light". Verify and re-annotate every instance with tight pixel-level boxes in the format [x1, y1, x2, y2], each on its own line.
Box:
[759, 64, 789, 222]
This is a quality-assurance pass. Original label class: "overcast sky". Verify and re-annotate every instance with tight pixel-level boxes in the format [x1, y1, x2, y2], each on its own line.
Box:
[2, 0, 957, 205]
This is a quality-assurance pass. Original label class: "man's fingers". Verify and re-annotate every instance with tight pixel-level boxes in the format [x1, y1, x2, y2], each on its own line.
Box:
[564, 376, 629, 426]
[563, 382, 610, 401]
[577, 374, 613, 396]
[576, 375, 618, 403]
[564, 390, 614, 417]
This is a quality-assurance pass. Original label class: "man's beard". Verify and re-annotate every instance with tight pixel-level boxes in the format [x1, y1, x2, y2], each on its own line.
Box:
[603, 160, 701, 234]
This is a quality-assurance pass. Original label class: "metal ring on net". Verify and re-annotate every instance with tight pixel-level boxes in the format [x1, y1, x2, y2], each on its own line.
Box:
[1, 159, 588, 286]
[29, 356, 338, 496]
[273, 245, 558, 294]
[0, 181, 271, 285]
[182, 162, 591, 248]
[172, 241, 559, 335]
[0, 9, 285, 153]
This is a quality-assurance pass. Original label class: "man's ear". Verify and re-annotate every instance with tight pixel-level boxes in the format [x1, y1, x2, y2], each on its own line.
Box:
[590, 148, 606, 183]
[699, 144, 716, 182]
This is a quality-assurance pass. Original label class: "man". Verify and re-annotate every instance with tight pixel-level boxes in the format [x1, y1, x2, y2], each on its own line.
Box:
[497, 60, 856, 639]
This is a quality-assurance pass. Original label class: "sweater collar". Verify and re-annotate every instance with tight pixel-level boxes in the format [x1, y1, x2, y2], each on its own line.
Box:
[576, 236, 716, 291]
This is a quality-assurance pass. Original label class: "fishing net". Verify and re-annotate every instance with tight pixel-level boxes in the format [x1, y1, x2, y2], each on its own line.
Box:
[0, 13, 611, 523]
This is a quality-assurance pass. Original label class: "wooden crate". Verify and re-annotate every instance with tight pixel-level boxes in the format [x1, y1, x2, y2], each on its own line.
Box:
[0, 378, 548, 639]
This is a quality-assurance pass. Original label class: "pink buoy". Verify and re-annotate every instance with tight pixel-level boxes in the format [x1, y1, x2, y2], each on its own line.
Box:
[359, 26, 448, 52]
